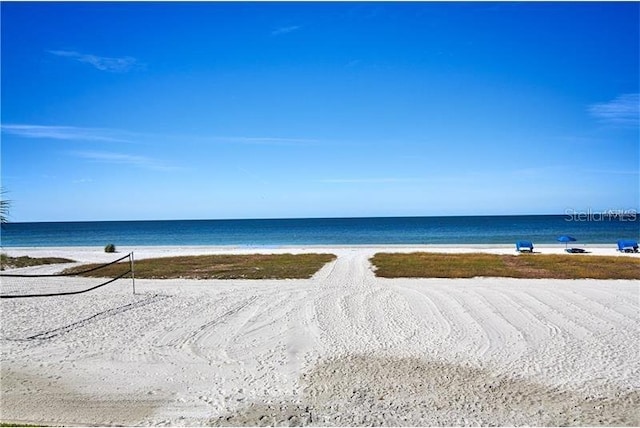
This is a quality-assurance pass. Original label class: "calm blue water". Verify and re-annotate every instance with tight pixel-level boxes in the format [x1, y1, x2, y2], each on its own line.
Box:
[0, 216, 638, 247]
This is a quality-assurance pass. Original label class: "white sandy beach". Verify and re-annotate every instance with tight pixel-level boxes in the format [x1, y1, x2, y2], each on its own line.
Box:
[1, 245, 639, 426]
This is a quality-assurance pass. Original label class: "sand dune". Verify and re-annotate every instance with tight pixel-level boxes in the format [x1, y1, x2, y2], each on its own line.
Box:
[1, 246, 639, 426]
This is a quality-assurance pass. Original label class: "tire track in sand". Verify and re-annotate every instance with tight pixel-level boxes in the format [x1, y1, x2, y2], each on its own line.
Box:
[152, 295, 258, 363]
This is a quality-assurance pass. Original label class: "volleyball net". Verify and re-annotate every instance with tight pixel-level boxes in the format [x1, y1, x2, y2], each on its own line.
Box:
[0, 253, 135, 299]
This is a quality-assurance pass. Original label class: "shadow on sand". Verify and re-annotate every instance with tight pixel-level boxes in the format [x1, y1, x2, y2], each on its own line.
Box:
[211, 355, 639, 427]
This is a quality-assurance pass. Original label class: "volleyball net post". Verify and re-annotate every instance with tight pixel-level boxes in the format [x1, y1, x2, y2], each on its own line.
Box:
[129, 252, 136, 295]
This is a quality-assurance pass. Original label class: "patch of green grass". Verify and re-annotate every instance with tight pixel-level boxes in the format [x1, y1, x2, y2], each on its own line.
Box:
[0, 423, 44, 427]
[371, 252, 640, 279]
[371, 252, 511, 278]
[0, 253, 75, 271]
[64, 253, 337, 280]
[516, 254, 640, 279]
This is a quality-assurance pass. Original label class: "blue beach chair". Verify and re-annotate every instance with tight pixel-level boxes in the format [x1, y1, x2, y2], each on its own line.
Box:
[617, 239, 639, 253]
[516, 240, 534, 253]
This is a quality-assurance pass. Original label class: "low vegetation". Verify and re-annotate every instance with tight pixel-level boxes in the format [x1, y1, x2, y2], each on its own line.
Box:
[371, 252, 640, 280]
[0, 423, 43, 427]
[104, 243, 116, 253]
[0, 253, 75, 271]
[64, 253, 337, 280]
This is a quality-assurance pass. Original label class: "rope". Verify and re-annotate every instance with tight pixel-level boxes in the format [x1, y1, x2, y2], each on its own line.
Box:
[0, 253, 134, 299]
[0, 253, 132, 278]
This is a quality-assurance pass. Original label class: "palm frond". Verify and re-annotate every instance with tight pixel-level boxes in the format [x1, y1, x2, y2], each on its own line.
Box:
[0, 189, 11, 224]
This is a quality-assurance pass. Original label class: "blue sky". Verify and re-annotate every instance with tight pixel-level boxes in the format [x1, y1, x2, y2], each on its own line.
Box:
[1, 2, 638, 222]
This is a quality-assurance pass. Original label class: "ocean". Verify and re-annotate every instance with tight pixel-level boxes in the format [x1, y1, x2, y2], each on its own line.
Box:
[1, 215, 638, 247]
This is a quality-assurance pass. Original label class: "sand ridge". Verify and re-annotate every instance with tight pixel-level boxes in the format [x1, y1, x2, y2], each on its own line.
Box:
[1, 246, 639, 426]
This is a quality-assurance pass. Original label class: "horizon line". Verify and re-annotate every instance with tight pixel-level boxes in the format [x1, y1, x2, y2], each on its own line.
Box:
[5, 211, 639, 224]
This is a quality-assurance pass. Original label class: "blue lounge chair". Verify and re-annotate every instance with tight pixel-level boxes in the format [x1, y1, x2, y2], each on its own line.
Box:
[516, 240, 534, 253]
[617, 239, 639, 253]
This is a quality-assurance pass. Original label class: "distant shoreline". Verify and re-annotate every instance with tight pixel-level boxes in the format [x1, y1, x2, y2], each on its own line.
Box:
[2, 244, 638, 266]
[0, 243, 623, 249]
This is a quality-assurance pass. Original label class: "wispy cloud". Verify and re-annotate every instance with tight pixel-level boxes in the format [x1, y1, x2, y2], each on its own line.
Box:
[588, 93, 639, 127]
[2, 123, 322, 147]
[271, 25, 301, 36]
[48, 50, 141, 72]
[70, 151, 180, 172]
[209, 136, 320, 146]
[586, 169, 640, 176]
[1, 124, 134, 143]
[72, 178, 94, 184]
[318, 178, 420, 184]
